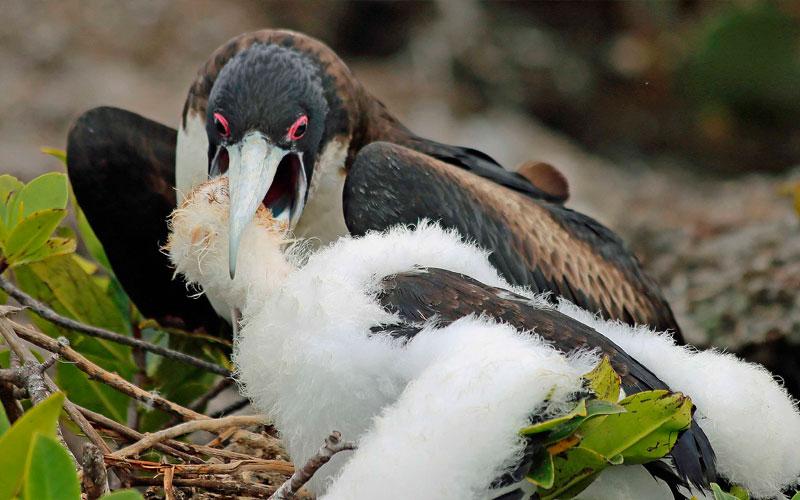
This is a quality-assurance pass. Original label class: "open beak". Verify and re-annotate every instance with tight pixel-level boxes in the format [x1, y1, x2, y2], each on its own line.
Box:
[215, 131, 308, 278]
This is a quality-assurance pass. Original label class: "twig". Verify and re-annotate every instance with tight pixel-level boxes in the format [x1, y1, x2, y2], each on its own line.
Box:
[163, 376, 234, 429]
[81, 442, 110, 500]
[77, 405, 203, 464]
[0, 275, 230, 376]
[111, 414, 267, 459]
[0, 380, 24, 422]
[269, 431, 357, 500]
[82, 402, 271, 463]
[1, 345, 28, 422]
[210, 397, 251, 418]
[0, 314, 82, 470]
[0, 313, 116, 456]
[0, 321, 56, 405]
[130, 476, 281, 498]
[128, 315, 147, 431]
[104, 455, 295, 476]
[8, 318, 208, 422]
[163, 464, 176, 500]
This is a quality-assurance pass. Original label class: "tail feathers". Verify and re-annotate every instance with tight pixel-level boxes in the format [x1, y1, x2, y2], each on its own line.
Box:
[669, 421, 717, 491]
[644, 461, 689, 500]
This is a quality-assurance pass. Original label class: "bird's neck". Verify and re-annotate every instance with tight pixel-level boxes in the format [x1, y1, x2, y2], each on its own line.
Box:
[346, 88, 416, 170]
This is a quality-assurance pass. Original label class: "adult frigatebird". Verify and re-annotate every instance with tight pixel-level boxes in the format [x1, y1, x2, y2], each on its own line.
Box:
[67, 29, 682, 340]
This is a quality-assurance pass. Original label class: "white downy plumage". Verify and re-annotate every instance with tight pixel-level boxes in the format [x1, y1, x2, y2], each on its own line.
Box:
[167, 179, 800, 500]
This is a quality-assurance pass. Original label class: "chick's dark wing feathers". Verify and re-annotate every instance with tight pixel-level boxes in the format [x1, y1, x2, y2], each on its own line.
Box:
[374, 267, 715, 491]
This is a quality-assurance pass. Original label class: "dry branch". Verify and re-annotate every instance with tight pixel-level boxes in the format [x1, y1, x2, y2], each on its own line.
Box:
[163, 464, 176, 500]
[104, 455, 294, 476]
[210, 397, 251, 418]
[130, 476, 282, 498]
[111, 414, 268, 459]
[8, 318, 208, 422]
[81, 442, 110, 500]
[269, 431, 357, 500]
[163, 376, 234, 429]
[77, 405, 203, 463]
[0, 275, 230, 376]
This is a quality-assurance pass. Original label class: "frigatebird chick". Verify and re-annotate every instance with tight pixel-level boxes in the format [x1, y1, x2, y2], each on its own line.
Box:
[167, 179, 800, 500]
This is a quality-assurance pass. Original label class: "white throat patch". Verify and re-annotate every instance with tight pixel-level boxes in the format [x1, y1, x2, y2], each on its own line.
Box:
[294, 139, 350, 245]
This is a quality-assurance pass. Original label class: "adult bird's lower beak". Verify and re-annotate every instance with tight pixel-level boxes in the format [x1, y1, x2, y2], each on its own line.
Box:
[225, 131, 307, 278]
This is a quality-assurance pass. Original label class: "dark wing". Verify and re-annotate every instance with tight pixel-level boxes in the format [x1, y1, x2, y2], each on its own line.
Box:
[344, 142, 683, 341]
[375, 267, 716, 491]
[66, 106, 224, 334]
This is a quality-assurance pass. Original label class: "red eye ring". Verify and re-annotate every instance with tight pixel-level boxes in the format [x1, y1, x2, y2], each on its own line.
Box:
[213, 113, 230, 137]
[287, 115, 308, 141]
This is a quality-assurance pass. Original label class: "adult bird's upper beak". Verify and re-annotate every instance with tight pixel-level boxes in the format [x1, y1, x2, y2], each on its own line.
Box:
[223, 131, 307, 278]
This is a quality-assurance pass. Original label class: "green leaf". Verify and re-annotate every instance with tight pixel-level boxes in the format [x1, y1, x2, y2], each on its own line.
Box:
[4, 209, 66, 265]
[520, 400, 587, 435]
[40, 147, 67, 165]
[712, 483, 743, 500]
[578, 390, 693, 464]
[0, 393, 64, 499]
[0, 349, 45, 368]
[525, 446, 555, 489]
[27, 254, 129, 336]
[545, 399, 626, 445]
[0, 175, 24, 233]
[729, 485, 750, 500]
[100, 490, 145, 500]
[790, 490, 800, 500]
[0, 403, 9, 437]
[539, 447, 612, 500]
[13, 261, 134, 423]
[56, 363, 128, 424]
[14, 260, 132, 370]
[22, 434, 80, 500]
[71, 192, 112, 271]
[584, 356, 621, 403]
[10, 237, 76, 268]
[17, 173, 68, 220]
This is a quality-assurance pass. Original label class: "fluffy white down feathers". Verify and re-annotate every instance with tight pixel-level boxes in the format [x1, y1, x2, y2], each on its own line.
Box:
[167, 179, 800, 499]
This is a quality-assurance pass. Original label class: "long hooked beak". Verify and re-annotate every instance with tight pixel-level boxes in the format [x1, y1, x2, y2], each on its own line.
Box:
[225, 131, 290, 279]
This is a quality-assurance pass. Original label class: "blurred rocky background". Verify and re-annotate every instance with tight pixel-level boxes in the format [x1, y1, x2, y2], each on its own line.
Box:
[2, 0, 799, 395]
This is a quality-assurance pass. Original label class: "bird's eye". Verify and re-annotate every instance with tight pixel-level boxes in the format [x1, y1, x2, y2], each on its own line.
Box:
[214, 113, 230, 137]
[287, 115, 308, 141]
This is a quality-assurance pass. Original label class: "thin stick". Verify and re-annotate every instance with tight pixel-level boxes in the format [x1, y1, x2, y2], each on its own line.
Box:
[77, 405, 202, 464]
[130, 476, 281, 498]
[104, 455, 295, 476]
[0, 314, 114, 458]
[163, 376, 234, 429]
[0, 380, 24, 422]
[81, 404, 267, 463]
[269, 431, 357, 500]
[163, 465, 176, 500]
[81, 443, 110, 500]
[0, 316, 78, 468]
[210, 397, 251, 418]
[0, 275, 230, 376]
[112, 414, 267, 459]
[8, 318, 208, 422]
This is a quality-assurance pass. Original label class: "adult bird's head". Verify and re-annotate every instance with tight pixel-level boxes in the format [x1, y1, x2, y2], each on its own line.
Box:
[205, 43, 329, 278]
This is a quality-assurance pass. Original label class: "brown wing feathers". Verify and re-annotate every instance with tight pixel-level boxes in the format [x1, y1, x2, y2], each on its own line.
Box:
[345, 142, 682, 338]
